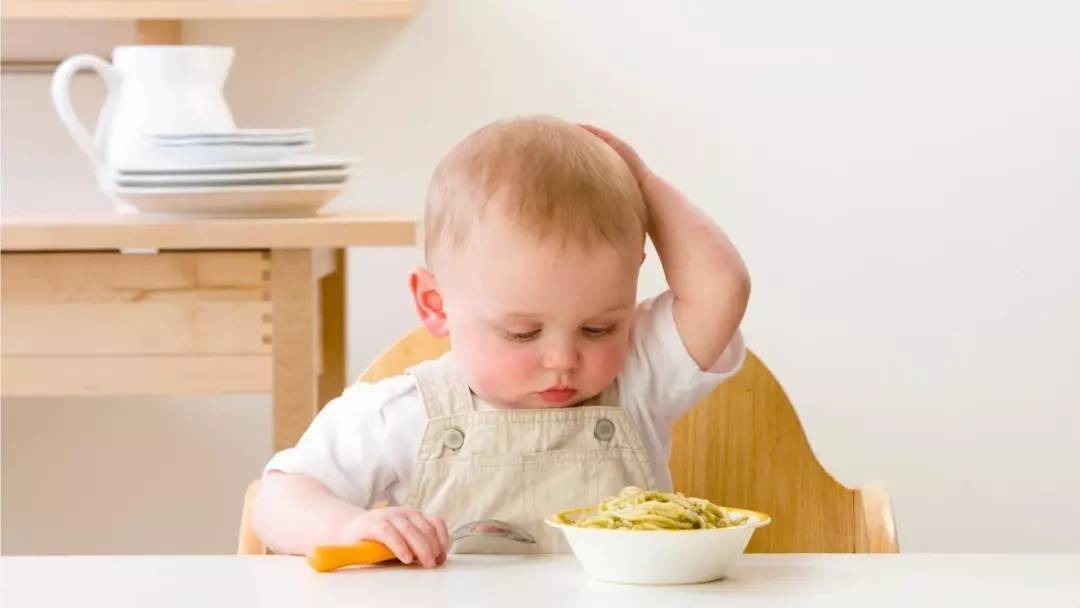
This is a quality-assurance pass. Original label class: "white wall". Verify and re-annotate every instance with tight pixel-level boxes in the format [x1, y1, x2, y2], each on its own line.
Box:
[2, 0, 1078, 554]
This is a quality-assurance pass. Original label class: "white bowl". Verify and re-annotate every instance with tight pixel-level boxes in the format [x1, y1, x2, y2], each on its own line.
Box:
[546, 506, 771, 585]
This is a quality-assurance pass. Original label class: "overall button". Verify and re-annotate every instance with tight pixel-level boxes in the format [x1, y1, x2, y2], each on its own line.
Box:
[594, 418, 616, 442]
[443, 427, 465, 451]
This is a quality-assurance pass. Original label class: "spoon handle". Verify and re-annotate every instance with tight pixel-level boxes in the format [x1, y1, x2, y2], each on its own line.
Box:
[306, 541, 396, 572]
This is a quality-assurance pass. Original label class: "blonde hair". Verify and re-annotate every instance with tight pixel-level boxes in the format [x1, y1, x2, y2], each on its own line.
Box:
[424, 116, 647, 264]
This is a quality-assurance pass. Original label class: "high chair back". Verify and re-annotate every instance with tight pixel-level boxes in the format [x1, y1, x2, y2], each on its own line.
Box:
[238, 327, 897, 554]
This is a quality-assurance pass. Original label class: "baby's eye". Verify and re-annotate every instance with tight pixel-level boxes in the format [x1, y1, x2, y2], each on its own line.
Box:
[581, 325, 615, 338]
[503, 329, 541, 342]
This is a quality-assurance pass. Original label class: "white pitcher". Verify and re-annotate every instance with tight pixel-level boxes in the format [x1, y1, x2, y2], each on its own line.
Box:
[51, 45, 236, 175]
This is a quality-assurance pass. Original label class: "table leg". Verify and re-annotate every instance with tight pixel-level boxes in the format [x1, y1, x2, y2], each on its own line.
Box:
[270, 249, 318, 452]
[318, 248, 347, 411]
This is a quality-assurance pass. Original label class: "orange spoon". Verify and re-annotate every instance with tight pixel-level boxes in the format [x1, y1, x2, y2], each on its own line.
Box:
[306, 519, 536, 572]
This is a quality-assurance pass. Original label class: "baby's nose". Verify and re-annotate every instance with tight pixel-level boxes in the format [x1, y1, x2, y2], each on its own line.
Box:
[541, 343, 580, 370]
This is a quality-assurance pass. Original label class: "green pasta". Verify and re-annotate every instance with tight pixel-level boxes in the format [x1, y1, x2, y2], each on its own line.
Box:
[558, 486, 748, 530]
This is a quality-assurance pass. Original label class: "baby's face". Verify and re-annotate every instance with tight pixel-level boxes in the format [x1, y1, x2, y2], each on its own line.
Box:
[435, 214, 642, 409]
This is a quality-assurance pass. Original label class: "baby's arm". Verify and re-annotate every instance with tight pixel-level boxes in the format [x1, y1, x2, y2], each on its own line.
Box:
[253, 472, 366, 553]
[254, 471, 448, 567]
[583, 125, 750, 370]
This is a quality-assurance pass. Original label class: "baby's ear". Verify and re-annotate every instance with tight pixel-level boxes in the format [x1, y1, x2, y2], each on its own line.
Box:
[409, 267, 449, 337]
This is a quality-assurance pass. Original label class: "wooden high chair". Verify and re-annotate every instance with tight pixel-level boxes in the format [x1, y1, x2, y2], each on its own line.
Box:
[238, 328, 898, 554]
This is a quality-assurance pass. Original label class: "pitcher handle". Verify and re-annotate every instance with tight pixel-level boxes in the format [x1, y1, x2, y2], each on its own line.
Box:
[51, 54, 123, 170]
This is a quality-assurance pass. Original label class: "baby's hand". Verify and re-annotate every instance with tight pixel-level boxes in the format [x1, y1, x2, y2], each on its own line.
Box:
[341, 507, 449, 568]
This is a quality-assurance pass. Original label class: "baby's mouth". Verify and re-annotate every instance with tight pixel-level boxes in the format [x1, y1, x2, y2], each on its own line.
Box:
[538, 387, 578, 403]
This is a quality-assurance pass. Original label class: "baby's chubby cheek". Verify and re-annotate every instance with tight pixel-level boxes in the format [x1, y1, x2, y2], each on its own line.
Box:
[584, 341, 630, 390]
[462, 346, 537, 400]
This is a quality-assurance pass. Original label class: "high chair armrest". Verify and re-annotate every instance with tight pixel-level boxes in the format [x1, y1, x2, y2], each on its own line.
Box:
[855, 482, 899, 553]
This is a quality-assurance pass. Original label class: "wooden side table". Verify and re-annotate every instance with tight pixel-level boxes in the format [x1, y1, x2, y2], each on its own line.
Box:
[0, 212, 417, 451]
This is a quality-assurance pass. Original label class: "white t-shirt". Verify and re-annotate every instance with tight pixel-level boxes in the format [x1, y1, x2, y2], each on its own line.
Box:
[264, 290, 746, 508]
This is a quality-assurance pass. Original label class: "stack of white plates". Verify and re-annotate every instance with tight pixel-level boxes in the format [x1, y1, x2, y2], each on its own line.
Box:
[110, 155, 350, 217]
[107, 129, 353, 216]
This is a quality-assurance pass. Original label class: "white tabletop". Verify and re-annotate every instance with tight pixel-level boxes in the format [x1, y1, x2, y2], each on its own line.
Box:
[2, 554, 1077, 607]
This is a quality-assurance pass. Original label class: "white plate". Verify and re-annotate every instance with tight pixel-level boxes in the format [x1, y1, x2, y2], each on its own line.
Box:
[155, 139, 312, 147]
[109, 184, 343, 217]
[149, 128, 314, 140]
[115, 168, 348, 188]
[116, 155, 353, 176]
[152, 134, 313, 146]
[148, 143, 318, 165]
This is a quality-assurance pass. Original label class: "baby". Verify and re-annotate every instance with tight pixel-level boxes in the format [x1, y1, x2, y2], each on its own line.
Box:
[253, 117, 750, 567]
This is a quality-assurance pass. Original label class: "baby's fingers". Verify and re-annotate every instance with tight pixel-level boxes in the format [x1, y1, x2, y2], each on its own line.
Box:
[394, 516, 440, 569]
[408, 512, 448, 560]
[579, 123, 611, 138]
[369, 522, 414, 565]
[426, 514, 450, 559]
[577, 124, 647, 176]
[412, 513, 448, 564]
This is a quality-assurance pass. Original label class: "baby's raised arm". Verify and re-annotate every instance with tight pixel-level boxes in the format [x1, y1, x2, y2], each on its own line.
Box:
[583, 125, 751, 370]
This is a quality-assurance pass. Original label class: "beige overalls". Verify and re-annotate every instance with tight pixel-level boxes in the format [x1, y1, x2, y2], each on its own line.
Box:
[404, 353, 657, 553]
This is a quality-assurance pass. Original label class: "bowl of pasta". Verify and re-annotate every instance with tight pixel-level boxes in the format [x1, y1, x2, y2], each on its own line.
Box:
[546, 487, 771, 585]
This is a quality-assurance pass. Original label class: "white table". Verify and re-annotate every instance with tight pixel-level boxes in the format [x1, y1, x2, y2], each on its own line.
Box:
[2, 554, 1077, 607]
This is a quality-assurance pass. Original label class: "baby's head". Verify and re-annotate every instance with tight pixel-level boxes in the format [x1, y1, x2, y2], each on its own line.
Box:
[411, 116, 647, 409]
